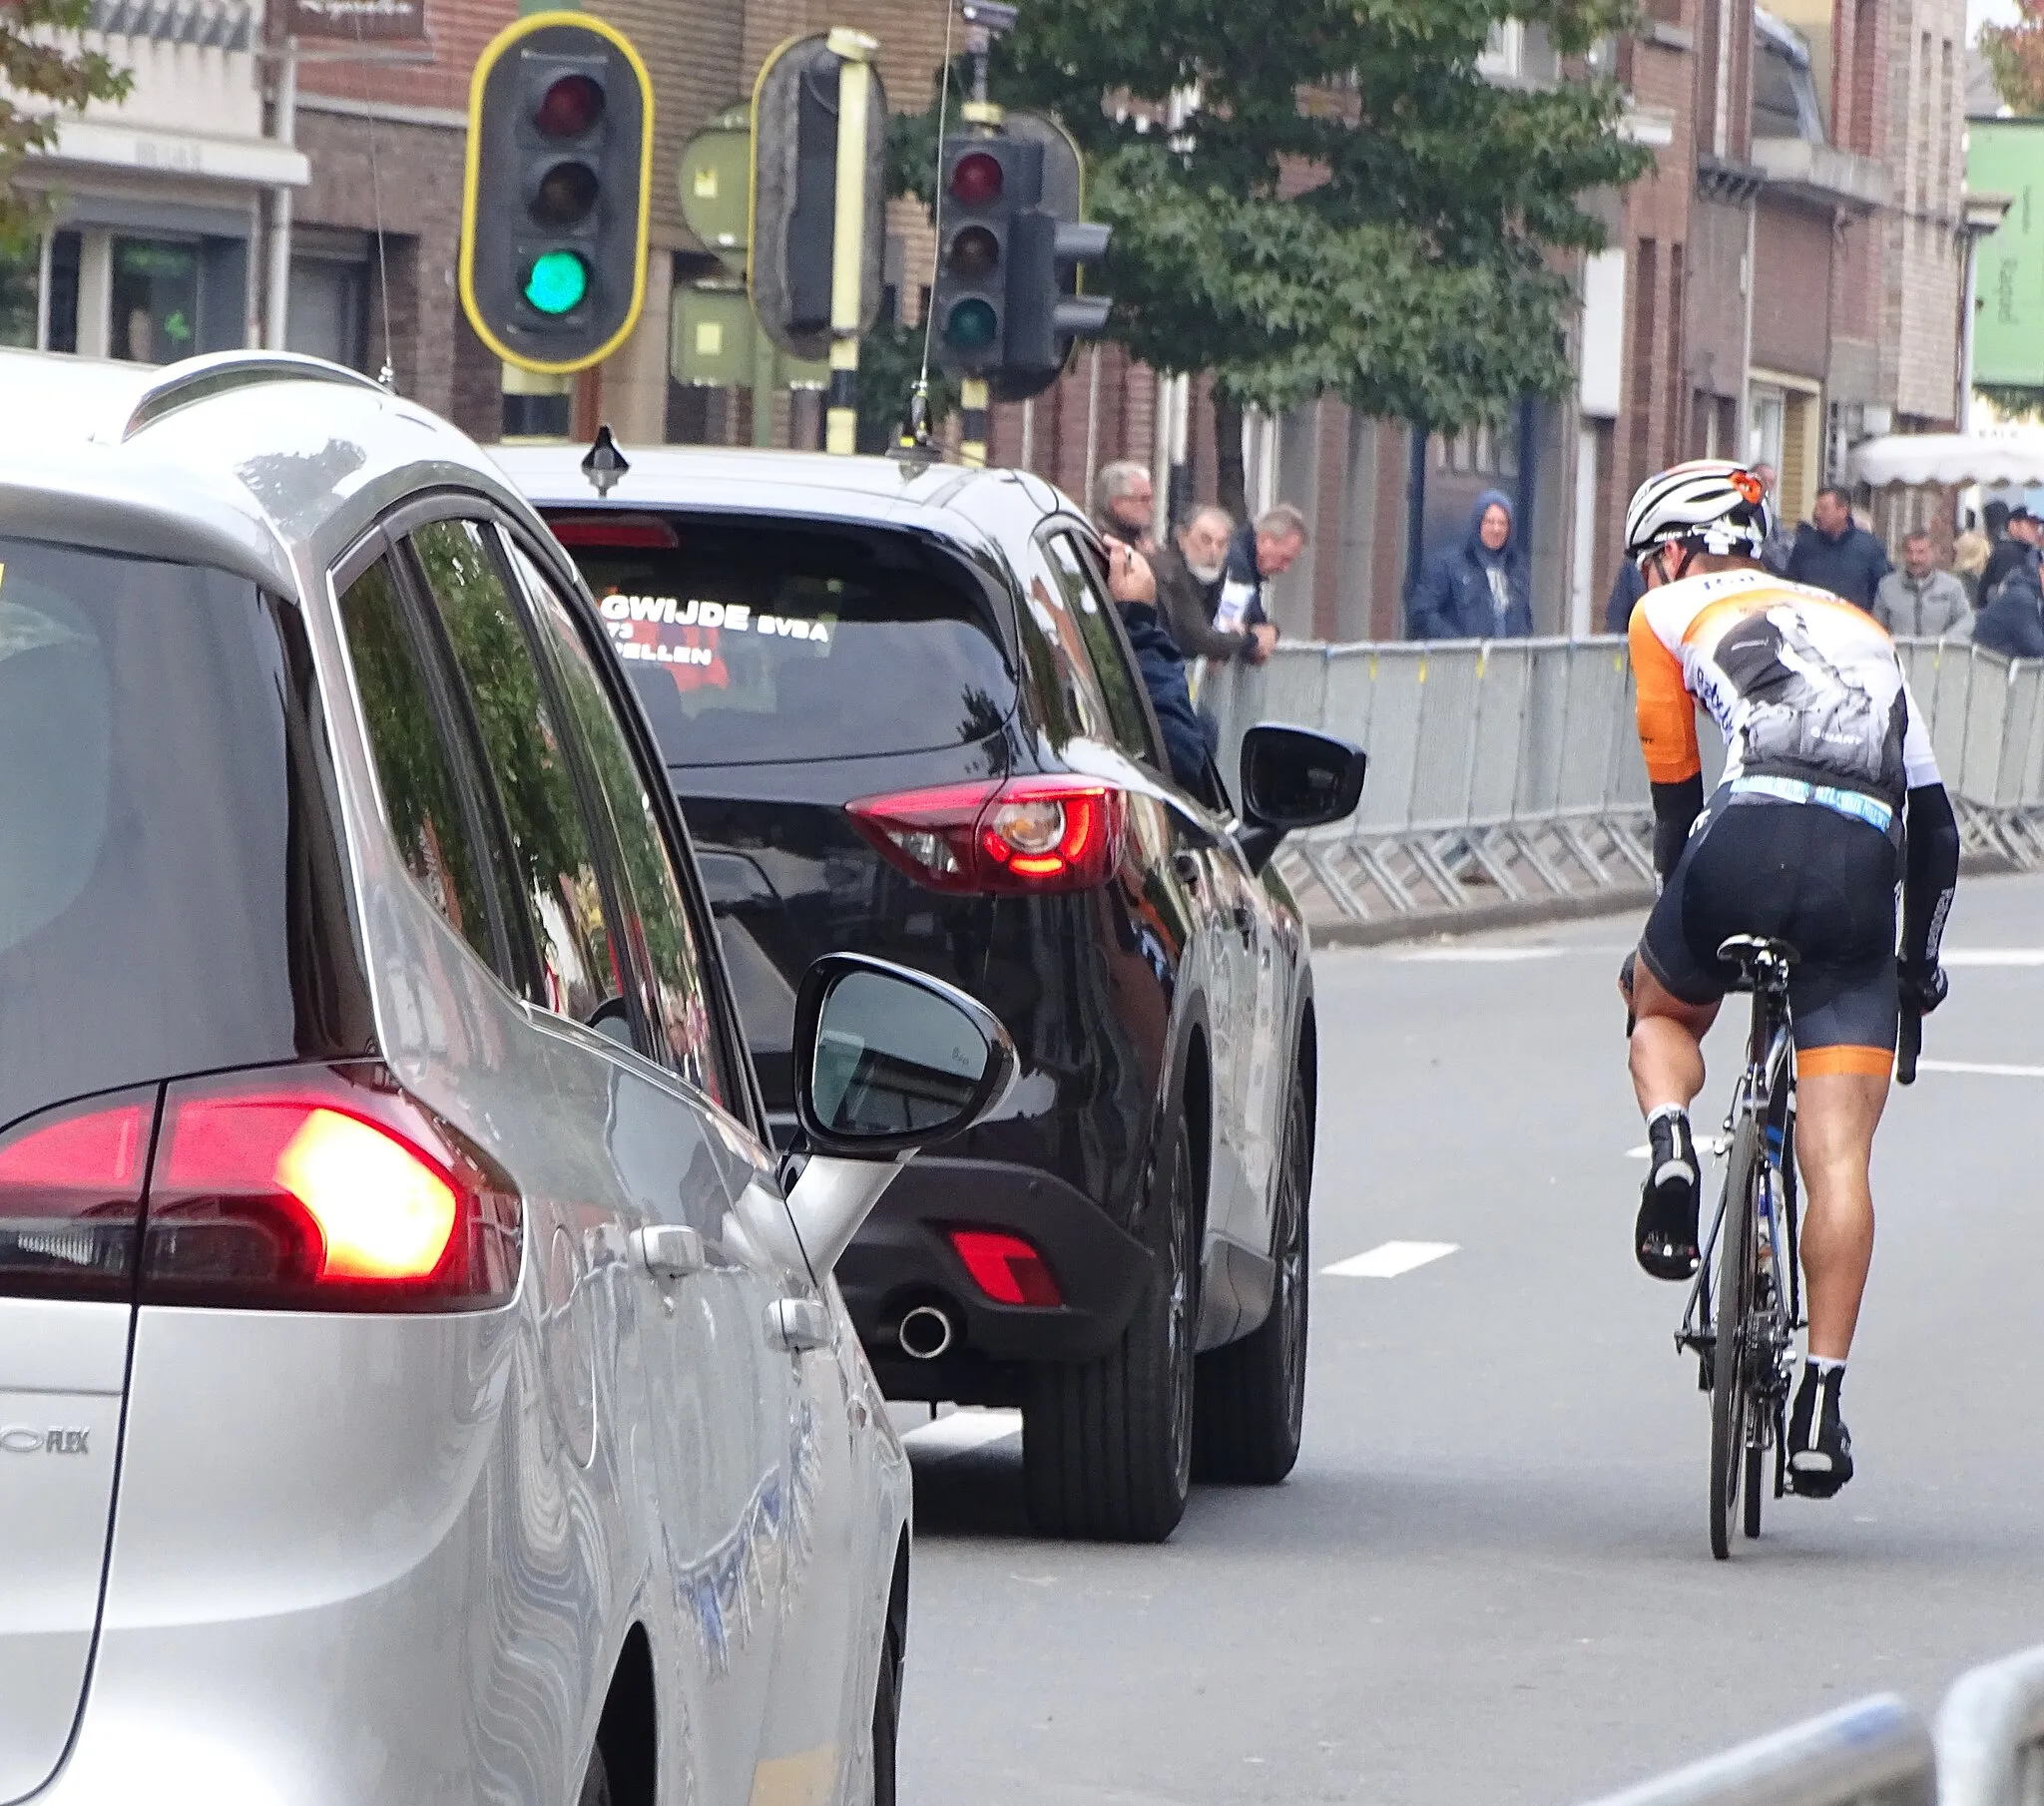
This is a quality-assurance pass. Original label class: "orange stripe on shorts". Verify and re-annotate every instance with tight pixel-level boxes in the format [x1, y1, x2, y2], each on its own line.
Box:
[1798, 1045, 1894, 1079]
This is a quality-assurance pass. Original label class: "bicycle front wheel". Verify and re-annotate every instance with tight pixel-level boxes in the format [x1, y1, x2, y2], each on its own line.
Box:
[1709, 1118, 1759, 1562]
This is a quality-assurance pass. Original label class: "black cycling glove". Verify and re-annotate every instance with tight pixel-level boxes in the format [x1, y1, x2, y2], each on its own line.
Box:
[1899, 963, 1949, 1017]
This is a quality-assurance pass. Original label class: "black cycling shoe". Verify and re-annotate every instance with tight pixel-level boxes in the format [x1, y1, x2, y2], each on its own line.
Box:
[1635, 1109, 1701, 1281]
[1788, 1365, 1854, 1498]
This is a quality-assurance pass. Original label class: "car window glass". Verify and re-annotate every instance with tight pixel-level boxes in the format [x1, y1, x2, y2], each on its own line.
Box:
[406, 519, 623, 1032]
[0, 540, 373, 1134]
[1043, 534, 1161, 763]
[335, 556, 501, 976]
[1016, 551, 1115, 745]
[550, 514, 1016, 769]
[509, 542, 737, 1111]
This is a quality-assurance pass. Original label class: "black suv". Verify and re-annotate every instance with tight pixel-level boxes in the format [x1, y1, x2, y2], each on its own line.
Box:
[498, 446, 1363, 1541]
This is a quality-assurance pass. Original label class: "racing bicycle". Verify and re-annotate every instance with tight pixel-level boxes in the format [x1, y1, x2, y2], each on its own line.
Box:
[1676, 934, 1921, 1560]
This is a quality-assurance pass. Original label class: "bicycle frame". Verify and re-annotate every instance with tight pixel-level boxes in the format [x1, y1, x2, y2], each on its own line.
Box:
[1676, 944, 1806, 1406]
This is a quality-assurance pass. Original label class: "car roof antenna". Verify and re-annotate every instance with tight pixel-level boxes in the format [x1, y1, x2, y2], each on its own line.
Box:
[581, 425, 630, 497]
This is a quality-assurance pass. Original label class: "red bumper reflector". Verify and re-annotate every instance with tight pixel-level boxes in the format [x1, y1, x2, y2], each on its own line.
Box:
[947, 1228, 1062, 1307]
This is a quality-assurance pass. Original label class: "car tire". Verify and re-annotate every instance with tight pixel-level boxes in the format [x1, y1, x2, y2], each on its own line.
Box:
[577, 1744, 612, 1806]
[1022, 1117, 1198, 1543]
[871, 1616, 902, 1806]
[1192, 1067, 1310, 1485]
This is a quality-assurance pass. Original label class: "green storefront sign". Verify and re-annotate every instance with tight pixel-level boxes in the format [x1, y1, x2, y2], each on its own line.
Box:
[1969, 119, 2044, 388]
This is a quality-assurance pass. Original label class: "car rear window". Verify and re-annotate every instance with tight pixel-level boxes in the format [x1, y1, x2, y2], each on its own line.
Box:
[547, 514, 1017, 767]
[0, 537, 371, 1134]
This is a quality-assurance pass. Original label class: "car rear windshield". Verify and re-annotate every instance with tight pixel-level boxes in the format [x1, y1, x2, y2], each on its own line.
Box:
[548, 513, 1017, 767]
[0, 537, 371, 1134]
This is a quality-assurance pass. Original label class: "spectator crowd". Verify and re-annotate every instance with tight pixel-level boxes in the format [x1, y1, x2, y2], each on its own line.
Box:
[1589, 466, 2044, 658]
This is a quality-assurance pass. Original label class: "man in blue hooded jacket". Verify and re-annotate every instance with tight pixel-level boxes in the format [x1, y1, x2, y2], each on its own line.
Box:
[1408, 489, 1535, 639]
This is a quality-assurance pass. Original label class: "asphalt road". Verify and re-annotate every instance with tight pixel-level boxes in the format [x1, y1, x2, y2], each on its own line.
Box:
[895, 868, 2044, 1806]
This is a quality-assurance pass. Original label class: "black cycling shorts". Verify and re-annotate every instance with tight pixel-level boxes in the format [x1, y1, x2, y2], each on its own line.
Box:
[1638, 786, 1900, 1077]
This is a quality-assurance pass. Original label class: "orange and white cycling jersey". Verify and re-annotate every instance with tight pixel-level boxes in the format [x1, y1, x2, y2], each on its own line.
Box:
[1628, 568, 1942, 799]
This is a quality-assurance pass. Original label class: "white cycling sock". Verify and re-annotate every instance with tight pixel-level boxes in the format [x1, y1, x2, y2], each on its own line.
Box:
[1806, 1356, 1845, 1380]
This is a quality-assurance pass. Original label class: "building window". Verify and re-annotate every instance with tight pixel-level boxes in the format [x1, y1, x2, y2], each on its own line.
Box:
[0, 245, 36, 348]
[287, 255, 368, 371]
[111, 236, 201, 364]
[45, 231, 80, 354]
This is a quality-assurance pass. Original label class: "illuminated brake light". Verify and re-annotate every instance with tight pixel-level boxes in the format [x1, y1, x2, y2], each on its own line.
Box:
[275, 1110, 459, 1281]
[848, 776, 1124, 895]
[144, 1067, 521, 1311]
[0, 1094, 154, 1300]
[947, 1228, 1062, 1307]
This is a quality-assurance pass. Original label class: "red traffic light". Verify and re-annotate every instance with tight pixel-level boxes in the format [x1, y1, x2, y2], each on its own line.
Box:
[534, 73, 604, 139]
[949, 151, 1003, 207]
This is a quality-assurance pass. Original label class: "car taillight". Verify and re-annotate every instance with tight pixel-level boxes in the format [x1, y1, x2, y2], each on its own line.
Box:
[847, 776, 1125, 896]
[142, 1066, 522, 1312]
[947, 1228, 1063, 1307]
[0, 1091, 155, 1300]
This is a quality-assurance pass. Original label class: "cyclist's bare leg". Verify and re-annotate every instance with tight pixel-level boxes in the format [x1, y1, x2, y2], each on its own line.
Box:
[1625, 957, 1720, 1114]
[1794, 1071, 1886, 1361]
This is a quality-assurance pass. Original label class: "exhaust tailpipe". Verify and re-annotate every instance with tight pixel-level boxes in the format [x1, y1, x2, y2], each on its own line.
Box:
[897, 1304, 955, 1361]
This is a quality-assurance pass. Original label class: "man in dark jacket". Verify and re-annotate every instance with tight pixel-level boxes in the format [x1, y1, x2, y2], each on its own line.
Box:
[1974, 535, 2044, 659]
[1785, 486, 1890, 610]
[1152, 505, 1275, 666]
[1105, 538, 1215, 791]
[1217, 504, 1307, 640]
[1605, 557, 1646, 634]
[1978, 504, 2039, 605]
[1408, 489, 1534, 639]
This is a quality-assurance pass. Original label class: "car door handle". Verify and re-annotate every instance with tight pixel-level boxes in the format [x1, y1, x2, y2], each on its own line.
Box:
[1173, 851, 1202, 886]
[631, 1224, 706, 1279]
[766, 1296, 831, 1353]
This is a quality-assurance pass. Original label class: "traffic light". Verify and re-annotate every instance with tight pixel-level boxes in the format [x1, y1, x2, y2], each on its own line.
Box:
[930, 133, 1043, 378]
[1001, 215, 1112, 398]
[930, 127, 1114, 397]
[750, 31, 887, 363]
[460, 14, 653, 374]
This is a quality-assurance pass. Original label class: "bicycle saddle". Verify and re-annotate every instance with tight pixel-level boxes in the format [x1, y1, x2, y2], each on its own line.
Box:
[1717, 934, 1797, 990]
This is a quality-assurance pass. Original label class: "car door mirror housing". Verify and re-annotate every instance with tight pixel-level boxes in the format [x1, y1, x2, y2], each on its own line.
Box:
[1239, 724, 1367, 833]
[791, 953, 1018, 1157]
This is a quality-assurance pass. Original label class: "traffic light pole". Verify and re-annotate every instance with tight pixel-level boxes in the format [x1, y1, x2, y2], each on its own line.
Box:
[959, 378, 990, 467]
[502, 362, 572, 440]
[823, 28, 878, 455]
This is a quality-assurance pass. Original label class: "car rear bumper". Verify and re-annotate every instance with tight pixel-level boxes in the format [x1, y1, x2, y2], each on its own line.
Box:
[837, 1155, 1155, 1404]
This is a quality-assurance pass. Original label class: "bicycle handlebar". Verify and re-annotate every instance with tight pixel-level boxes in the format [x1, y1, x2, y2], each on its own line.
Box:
[1896, 1010, 1922, 1086]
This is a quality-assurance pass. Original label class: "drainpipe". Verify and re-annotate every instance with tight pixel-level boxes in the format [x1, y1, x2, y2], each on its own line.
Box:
[264, 35, 298, 351]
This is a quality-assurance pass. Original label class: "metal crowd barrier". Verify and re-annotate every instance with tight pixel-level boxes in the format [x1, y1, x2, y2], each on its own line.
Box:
[1203, 636, 2044, 929]
[1568, 1638, 2044, 1806]
[1575, 1696, 1934, 1806]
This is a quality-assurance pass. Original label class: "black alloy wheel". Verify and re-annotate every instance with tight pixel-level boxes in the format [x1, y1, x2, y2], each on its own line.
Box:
[1023, 1116, 1199, 1542]
[1193, 1069, 1312, 1484]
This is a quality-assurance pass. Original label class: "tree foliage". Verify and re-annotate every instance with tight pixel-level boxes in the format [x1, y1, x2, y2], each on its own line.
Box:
[895, 0, 1649, 438]
[1, 0, 132, 255]
[1981, 8, 2044, 114]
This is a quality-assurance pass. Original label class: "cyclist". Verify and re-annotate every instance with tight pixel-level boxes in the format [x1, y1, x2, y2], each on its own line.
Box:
[1618, 460, 1958, 1499]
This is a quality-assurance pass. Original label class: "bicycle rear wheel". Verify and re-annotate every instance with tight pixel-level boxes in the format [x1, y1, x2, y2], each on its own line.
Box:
[1709, 1119, 1758, 1562]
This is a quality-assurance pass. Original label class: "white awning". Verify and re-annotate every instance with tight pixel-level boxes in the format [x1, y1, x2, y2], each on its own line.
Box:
[1851, 432, 2044, 489]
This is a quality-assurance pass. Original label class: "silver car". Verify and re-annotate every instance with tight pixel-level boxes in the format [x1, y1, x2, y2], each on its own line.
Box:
[0, 349, 1014, 1806]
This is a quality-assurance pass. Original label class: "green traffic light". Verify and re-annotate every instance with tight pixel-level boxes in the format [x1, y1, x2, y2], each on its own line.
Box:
[944, 298, 998, 351]
[523, 249, 590, 316]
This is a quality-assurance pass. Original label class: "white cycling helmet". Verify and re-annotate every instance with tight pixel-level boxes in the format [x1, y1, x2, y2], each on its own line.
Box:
[1624, 459, 1772, 565]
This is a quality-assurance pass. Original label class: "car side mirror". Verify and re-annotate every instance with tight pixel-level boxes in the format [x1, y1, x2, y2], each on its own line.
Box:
[780, 954, 1018, 1277]
[1237, 723, 1367, 872]
[792, 953, 1017, 1156]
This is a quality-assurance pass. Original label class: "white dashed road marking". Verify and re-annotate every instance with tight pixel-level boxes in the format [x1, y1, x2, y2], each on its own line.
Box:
[901, 1408, 1022, 1457]
[1942, 950, 2044, 967]
[1916, 1058, 2044, 1078]
[1321, 1240, 1460, 1278]
[1392, 947, 1562, 964]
